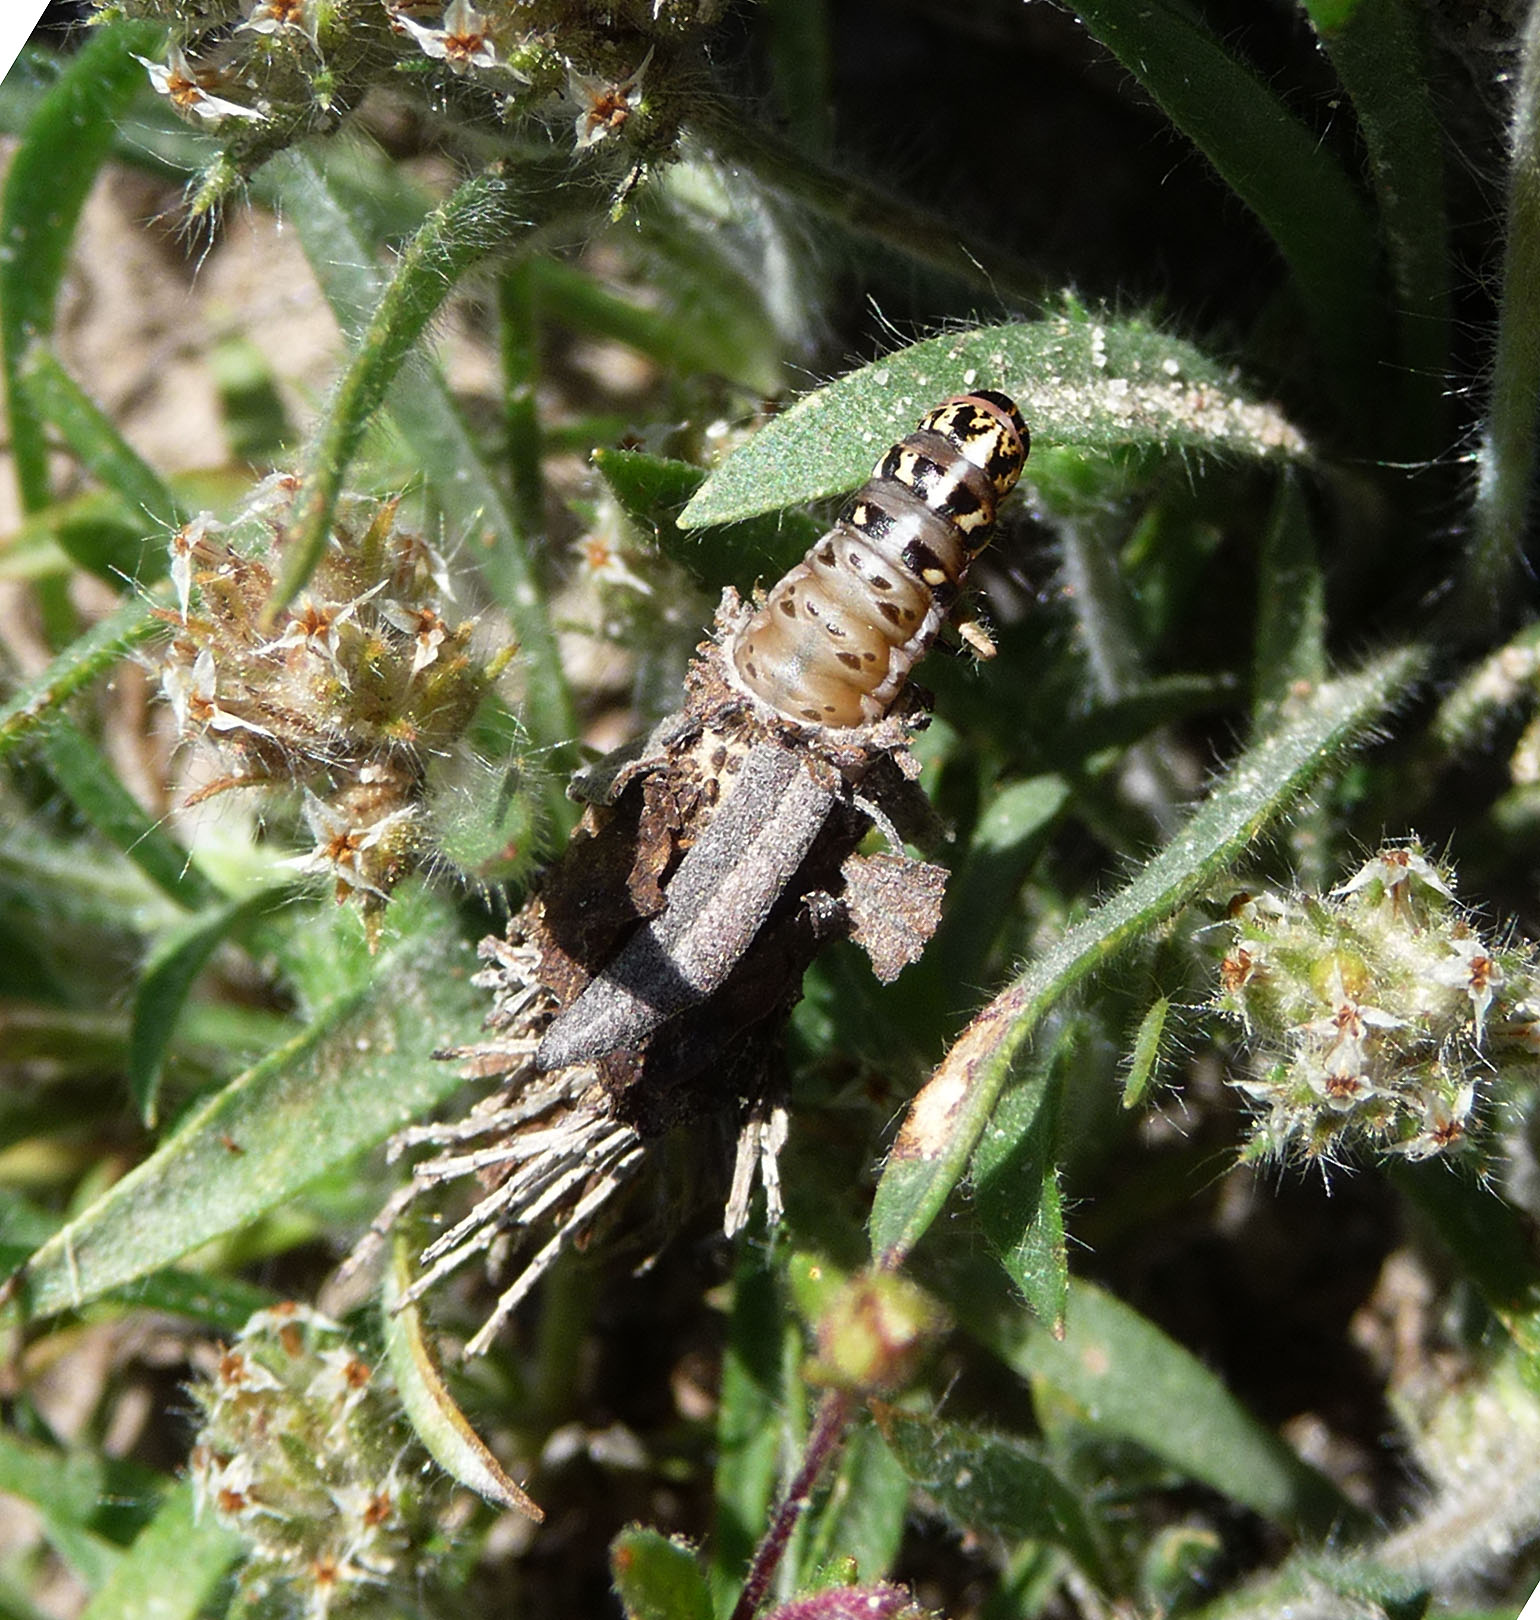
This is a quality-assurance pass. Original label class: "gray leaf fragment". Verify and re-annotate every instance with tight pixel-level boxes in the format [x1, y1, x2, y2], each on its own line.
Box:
[535, 741, 837, 1071]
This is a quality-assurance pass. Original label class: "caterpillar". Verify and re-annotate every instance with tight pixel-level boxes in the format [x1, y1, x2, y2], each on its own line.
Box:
[727, 389, 1029, 728]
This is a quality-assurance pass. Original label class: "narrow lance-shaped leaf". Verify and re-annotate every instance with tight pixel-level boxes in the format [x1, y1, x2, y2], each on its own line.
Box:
[1462, 4, 1540, 631]
[383, 1236, 544, 1519]
[129, 886, 297, 1127]
[0, 19, 160, 513]
[77, 1482, 243, 1620]
[868, 643, 1425, 1266]
[681, 316, 1309, 529]
[39, 720, 218, 912]
[1301, 0, 1451, 454]
[265, 168, 535, 619]
[872, 1404, 1114, 1590]
[971, 1279, 1359, 1540]
[0, 904, 484, 1325]
[1063, 0, 1389, 435]
[0, 594, 160, 760]
[971, 1028, 1072, 1332]
[20, 350, 186, 547]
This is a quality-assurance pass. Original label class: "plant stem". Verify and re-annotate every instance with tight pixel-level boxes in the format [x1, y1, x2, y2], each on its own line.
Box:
[729, 1389, 853, 1620]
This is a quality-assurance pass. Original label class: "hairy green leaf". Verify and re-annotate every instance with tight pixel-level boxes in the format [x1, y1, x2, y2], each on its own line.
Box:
[682, 317, 1308, 528]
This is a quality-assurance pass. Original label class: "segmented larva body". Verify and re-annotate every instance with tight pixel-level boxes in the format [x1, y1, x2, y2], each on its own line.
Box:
[728, 389, 1029, 728]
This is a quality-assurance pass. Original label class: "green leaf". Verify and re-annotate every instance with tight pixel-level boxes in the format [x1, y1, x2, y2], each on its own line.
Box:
[0, 1428, 126, 1591]
[129, 887, 295, 1126]
[1302, 0, 1450, 455]
[977, 1280, 1356, 1539]
[873, 1404, 1112, 1589]
[1064, 0, 1388, 432]
[593, 447, 821, 591]
[0, 19, 161, 513]
[971, 1033, 1070, 1332]
[1390, 1161, 1540, 1359]
[1120, 997, 1168, 1111]
[39, 721, 218, 911]
[383, 1235, 544, 1519]
[868, 644, 1425, 1265]
[611, 1526, 714, 1620]
[19, 351, 185, 547]
[1464, 6, 1540, 630]
[78, 1482, 242, 1620]
[797, 1421, 910, 1591]
[681, 316, 1308, 529]
[0, 902, 484, 1325]
[712, 1250, 801, 1603]
[1252, 474, 1326, 724]
[0, 596, 160, 761]
[265, 167, 529, 615]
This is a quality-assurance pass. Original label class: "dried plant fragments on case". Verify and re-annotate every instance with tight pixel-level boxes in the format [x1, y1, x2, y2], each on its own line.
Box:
[537, 390, 1029, 1069]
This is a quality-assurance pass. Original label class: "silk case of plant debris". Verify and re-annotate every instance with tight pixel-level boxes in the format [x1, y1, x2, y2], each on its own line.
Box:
[5, 4, 1540, 1620]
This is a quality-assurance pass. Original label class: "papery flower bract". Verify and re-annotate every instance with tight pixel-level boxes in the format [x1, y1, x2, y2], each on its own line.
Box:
[379, 601, 450, 674]
[1393, 1081, 1476, 1160]
[1430, 932, 1505, 1043]
[239, 0, 318, 39]
[1334, 843, 1456, 912]
[164, 648, 276, 738]
[136, 48, 266, 122]
[388, 0, 501, 73]
[168, 511, 227, 620]
[567, 48, 652, 148]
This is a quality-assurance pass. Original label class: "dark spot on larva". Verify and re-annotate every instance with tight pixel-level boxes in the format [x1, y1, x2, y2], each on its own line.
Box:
[702, 778, 720, 806]
[863, 649, 878, 662]
[710, 745, 727, 769]
[870, 574, 894, 592]
[778, 597, 796, 617]
[876, 600, 904, 627]
[837, 652, 862, 670]
[743, 658, 758, 679]
[815, 542, 836, 566]
[801, 707, 822, 722]
[803, 598, 821, 618]
[901, 539, 947, 582]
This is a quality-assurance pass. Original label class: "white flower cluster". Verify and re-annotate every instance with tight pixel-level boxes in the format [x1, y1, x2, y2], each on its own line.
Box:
[1215, 844, 1540, 1165]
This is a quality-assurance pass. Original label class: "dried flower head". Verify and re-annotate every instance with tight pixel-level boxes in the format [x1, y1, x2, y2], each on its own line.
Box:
[157, 480, 516, 942]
